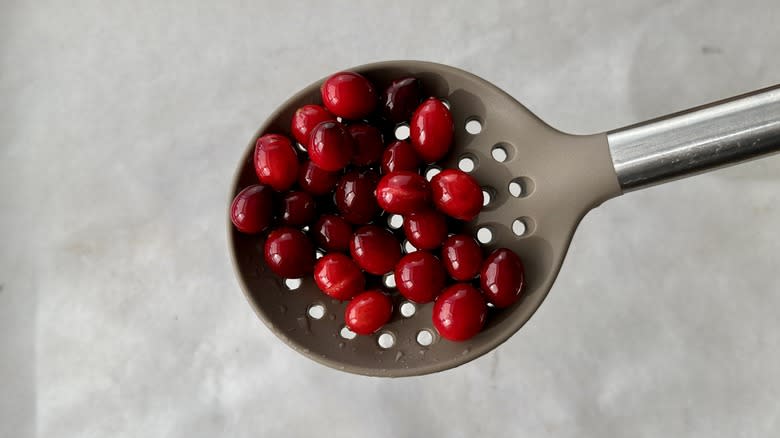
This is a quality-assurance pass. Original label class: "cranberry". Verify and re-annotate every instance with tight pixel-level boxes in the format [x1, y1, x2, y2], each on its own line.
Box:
[308, 121, 355, 172]
[335, 171, 380, 224]
[431, 169, 482, 221]
[410, 98, 453, 163]
[395, 252, 446, 303]
[230, 184, 273, 234]
[320, 71, 377, 120]
[297, 160, 339, 196]
[403, 210, 447, 250]
[376, 171, 432, 214]
[381, 77, 423, 123]
[432, 283, 486, 341]
[345, 290, 393, 335]
[280, 191, 316, 226]
[381, 140, 421, 174]
[350, 225, 402, 275]
[348, 124, 384, 166]
[291, 104, 335, 145]
[441, 234, 482, 281]
[480, 248, 525, 308]
[313, 253, 365, 300]
[312, 214, 352, 252]
[263, 227, 314, 278]
[254, 134, 299, 191]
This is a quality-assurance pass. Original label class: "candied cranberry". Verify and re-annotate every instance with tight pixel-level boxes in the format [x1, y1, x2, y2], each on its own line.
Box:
[345, 290, 393, 335]
[348, 124, 384, 166]
[291, 104, 335, 145]
[441, 234, 482, 281]
[335, 171, 380, 224]
[403, 210, 448, 250]
[313, 253, 365, 300]
[395, 252, 446, 303]
[308, 121, 355, 172]
[381, 140, 421, 174]
[320, 71, 377, 119]
[410, 98, 454, 163]
[254, 134, 299, 191]
[381, 77, 423, 123]
[297, 160, 339, 196]
[263, 227, 314, 278]
[230, 184, 273, 234]
[431, 169, 482, 221]
[280, 191, 316, 226]
[432, 283, 486, 341]
[312, 214, 352, 252]
[480, 248, 525, 308]
[350, 225, 402, 275]
[375, 171, 431, 214]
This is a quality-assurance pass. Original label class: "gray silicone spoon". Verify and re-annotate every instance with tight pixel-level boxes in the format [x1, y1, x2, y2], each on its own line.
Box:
[229, 61, 780, 377]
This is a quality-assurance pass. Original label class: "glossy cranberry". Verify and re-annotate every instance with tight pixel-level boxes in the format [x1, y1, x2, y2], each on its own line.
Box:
[345, 290, 393, 335]
[335, 171, 380, 224]
[410, 98, 454, 163]
[312, 214, 352, 252]
[381, 77, 423, 123]
[230, 184, 273, 234]
[431, 169, 482, 221]
[441, 234, 483, 281]
[381, 140, 421, 174]
[480, 248, 525, 308]
[348, 124, 384, 166]
[432, 283, 486, 341]
[263, 227, 314, 278]
[297, 160, 339, 196]
[280, 191, 316, 226]
[313, 253, 365, 300]
[320, 71, 377, 119]
[308, 121, 355, 172]
[376, 171, 431, 214]
[395, 252, 446, 303]
[254, 134, 299, 191]
[403, 210, 448, 250]
[291, 104, 335, 145]
[350, 225, 402, 275]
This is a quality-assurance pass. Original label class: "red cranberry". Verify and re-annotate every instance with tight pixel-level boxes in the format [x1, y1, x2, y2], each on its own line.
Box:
[313, 253, 365, 300]
[403, 210, 447, 250]
[410, 98, 453, 163]
[381, 140, 421, 174]
[312, 215, 352, 252]
[335, 171, 380, 224]
[308, 121, 355, 172]
[480, 248, 525, 308]
[376, 171, 432, 214]
[263, 227, 314, 278]
[297, 160, 339, 196]
[230, 184, 273, 234]
[348, 124, 384, 166]
[432, 283, 486, 341]
[345, 290, 393, 335]
[291, 104, 335, 145]
[381, 77, 423, 123]
[320, 71, 377, 119]
[254, 134, 299, 191]
[350, 225, 402, 275]
[431, 169, 482, 221]
[441, 234, 482, 281]
[395, 252, 446, 303]
[280, 191, 316, 226]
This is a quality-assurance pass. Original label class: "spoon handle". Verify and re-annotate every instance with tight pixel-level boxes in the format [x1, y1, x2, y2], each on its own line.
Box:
[606, 85, 780, 192]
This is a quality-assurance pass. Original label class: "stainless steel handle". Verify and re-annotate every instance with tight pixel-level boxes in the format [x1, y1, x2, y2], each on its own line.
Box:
[607, 85, 780, 192]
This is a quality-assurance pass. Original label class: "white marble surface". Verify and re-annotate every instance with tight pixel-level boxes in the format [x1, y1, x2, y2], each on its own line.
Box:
[2, 1, 780, 436]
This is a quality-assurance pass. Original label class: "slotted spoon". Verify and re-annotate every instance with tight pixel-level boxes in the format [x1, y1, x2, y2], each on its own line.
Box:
[229, 60, 780, 377]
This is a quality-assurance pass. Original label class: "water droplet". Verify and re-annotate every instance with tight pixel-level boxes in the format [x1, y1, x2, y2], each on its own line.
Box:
[351, 347, 357, 352]
[462, 348, 471, 355]
[297, 316, 311, 334]
[419, 350, 426, 355]
[338, 342, 345, 349]
[394, 351, 404, 362]
[328, 314, 336, 320]
[279, 305, 287, 314]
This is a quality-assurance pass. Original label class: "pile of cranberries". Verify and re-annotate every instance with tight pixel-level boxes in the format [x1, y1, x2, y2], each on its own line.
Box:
[231, 71, 526, 342]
